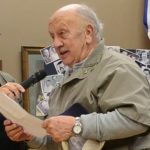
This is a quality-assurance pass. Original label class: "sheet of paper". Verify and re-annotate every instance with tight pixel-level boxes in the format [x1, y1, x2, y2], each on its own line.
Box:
[0, 93, 47, 137]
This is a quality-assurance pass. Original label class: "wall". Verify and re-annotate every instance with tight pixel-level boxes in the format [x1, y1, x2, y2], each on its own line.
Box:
[0, 0, 150, 81]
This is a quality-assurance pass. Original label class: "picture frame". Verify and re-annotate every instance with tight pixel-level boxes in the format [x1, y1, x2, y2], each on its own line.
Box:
[21, 46, 44, 115]
[0, 60, 2, 70]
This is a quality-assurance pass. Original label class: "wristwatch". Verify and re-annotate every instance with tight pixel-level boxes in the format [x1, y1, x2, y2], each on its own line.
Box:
[72, 117, 82, 135]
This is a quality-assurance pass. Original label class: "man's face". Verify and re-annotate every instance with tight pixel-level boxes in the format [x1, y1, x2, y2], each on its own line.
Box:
[48, 11, 92, 67]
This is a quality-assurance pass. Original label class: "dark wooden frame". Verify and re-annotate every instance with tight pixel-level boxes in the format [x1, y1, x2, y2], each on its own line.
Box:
[0, 60, 2, 70]
[21, 46, 44, 113]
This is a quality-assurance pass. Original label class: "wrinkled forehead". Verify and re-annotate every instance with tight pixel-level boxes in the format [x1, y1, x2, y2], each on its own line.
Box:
[48, 10, 82, 29]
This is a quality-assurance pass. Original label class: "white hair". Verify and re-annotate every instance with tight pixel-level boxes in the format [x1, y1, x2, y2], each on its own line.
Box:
[75, 4, 103, 43]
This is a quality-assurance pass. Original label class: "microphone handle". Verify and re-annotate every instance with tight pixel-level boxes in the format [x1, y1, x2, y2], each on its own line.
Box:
[21, 75, 38, 89]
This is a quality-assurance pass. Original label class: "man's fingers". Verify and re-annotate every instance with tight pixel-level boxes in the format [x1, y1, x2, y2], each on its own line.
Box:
[1, 82, 25, 99]
[11, 128, 24, 140]
[4, 122, 24, 140]
[13, 83, 25, 92]
[8, 126, 23, 137]
[5, 122, 19, 132]
[5, 82, 25, 93]
[42, 118, 50, 128]
[3, 119, 12, 126]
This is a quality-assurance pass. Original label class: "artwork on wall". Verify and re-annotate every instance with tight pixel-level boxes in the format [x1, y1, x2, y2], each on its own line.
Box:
[107, 46, 150, 83]
[21, 46, 44, 116]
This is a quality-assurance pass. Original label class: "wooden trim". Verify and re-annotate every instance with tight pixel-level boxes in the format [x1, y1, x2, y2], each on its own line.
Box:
[21, 46, 44, 112]
[0, 60, 2, 70]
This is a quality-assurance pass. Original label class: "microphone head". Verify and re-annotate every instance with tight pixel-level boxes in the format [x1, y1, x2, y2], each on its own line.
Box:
[35, 70, 47, 82]
[21, 69, 47, 89]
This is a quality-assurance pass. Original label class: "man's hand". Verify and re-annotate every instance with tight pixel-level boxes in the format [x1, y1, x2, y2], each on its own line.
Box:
[4, 119, 33, 142]
[0, 82, 25, 99]
[42, 116, 75, 142]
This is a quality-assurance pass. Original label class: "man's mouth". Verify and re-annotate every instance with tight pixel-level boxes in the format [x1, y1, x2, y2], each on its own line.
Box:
[59, 49, 69, 57]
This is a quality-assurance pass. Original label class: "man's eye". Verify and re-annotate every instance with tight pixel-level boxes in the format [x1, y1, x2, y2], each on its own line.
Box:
[59, 31, 68, 37]
[60, 31, 65, 35]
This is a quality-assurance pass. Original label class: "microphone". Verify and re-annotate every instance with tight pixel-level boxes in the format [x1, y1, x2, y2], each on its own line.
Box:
[21, 69, 47, 89]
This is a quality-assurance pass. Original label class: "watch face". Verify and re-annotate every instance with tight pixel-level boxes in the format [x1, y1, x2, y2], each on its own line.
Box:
[73, 125, 82, 134]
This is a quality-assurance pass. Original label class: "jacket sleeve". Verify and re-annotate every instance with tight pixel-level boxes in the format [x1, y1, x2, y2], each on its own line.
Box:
[81, 63, 150, 141]
[98, 63, 150, 126]
[80, 110, 148, 141]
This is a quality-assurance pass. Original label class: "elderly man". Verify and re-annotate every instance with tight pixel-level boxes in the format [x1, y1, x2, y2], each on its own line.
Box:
[3, 4, 150, 150]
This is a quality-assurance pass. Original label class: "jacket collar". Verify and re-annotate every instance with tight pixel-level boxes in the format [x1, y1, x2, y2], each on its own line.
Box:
[83, 39, 105, 68]
[61, 40, 105, 85]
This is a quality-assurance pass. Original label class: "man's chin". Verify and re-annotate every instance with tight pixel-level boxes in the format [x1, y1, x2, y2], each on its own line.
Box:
[62, 60, 73, 67]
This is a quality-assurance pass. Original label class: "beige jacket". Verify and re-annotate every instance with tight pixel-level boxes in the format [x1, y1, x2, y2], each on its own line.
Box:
[28, 41, 150, 150]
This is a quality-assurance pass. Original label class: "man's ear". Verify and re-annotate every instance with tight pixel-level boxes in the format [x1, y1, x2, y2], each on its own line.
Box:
[85, 24, 94, 44]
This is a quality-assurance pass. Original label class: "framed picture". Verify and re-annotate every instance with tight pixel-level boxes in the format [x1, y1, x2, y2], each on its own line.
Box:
[21, 46, 44, 116]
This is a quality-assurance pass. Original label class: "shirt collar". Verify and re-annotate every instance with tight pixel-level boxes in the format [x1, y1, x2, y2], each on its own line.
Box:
[65, 39, 105, 76]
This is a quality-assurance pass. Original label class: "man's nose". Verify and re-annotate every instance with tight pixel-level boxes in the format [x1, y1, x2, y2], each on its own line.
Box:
[53, 37, 63, 48]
